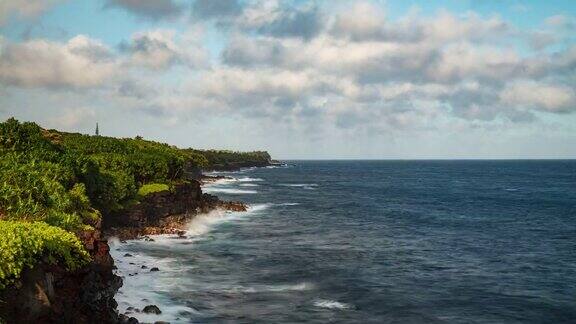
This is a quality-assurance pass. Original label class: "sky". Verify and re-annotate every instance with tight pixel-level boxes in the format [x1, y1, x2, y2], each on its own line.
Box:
[0, 0, 575, 159]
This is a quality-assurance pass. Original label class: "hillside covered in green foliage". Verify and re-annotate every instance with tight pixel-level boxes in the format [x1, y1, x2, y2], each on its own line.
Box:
[0, 117, 271, 290]
[189, 149, 271, 170]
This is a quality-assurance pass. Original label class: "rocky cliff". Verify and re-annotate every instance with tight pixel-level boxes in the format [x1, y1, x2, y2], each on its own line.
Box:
[104, 181, 246, 240]
[0, 228, 121, 324]
[1, 180, 245, 324]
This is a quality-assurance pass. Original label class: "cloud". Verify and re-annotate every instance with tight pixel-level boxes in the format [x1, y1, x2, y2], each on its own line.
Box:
[0, 0, 63, 25]
[192, 67, 334, 112]
[213, 4, 576, 127]
[528, 31, 557, 50]
[544, 15, 572, 28]
[0, 35, 117, 88]
[104, 0, 183, 20]
[330, 1, 388, 41]
[500, 81, 576, 113]
[48, 107, 96, 129]
[191, 0, 242, 19]
[120, 29, 209, 70]
[3, 0, 576, 144]
[236, 0, 323, 39]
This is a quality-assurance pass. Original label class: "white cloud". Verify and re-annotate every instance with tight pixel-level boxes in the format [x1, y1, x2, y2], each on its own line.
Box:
[1, 0, 576, 158]
[48, 106, 96, 129]
[0, 0, 63, 25]
[104, 0, 183, 21]
[235, 0, 323, 39]
[0, 35, 117, 88]
[122, 29, 209, 70]
[500, 81, 576, 113]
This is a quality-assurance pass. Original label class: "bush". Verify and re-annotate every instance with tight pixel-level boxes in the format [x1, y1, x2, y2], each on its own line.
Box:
[188, 149, 271, 168]
[137, 183, 170, 197]
[0, 153, 97, 231]
[0, 221, 90, 289]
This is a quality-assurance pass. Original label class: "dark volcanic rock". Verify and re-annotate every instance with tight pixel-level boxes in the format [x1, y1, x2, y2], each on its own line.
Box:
[119, 314, 140, 324]
[205, 160, 271, 171]
[150, 267, 160, 272]
[105, 182, 203, 230]
[143, 305, 162, 314]
[104, 181, 249, 240]
[0, 235, 122, 323]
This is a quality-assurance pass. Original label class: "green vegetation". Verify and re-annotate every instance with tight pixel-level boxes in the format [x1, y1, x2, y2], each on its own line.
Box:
[0, 117, 271, 290]
[189, 149, 271, 169]
[0, 118, 204, 289]
[137, 183, 170, 197]
[0, 221, 90, 289]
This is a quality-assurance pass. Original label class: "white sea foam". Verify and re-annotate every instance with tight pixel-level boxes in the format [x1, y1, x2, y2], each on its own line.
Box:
[313, 299, 353, 310]
[110, 242, 197, 323]
[202, 187, 258, 194]
[265, 165, 289, 169]
[186, 203, 270, 236]
[226, 282, 313, 293]
[237, 177, 264, 182]
[110, 203, 271, 323]
[239, 183, 259, 187]
[280, 183, 318, 190]
[277, 202, 300, 206]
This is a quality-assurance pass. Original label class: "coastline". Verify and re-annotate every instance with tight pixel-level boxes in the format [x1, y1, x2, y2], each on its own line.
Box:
[0, 160, 273, 324]
[108, 164, 275, 323]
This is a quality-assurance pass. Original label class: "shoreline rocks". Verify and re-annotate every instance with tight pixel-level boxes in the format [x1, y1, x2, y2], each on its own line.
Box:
[1, 169, 255, 323]
[0, 235, 122, 323]
[103, 181, 247, 241]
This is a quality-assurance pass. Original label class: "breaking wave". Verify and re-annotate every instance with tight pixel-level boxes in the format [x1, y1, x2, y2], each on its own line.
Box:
[202, 188, 258, 194]
[313, 299, 353, 310]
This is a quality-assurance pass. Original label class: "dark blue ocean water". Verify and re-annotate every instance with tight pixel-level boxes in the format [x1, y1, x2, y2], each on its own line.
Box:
[112, 161, 576, 323]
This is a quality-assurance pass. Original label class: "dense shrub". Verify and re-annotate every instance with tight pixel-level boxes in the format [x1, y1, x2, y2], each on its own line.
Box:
[137, 183, 170, 197]
[0, 118, 61, 160]
[189, 149, 271, 168]
[0, 221, 90, 289]
[0, 153, 98, 231]
[60, 133, 206, 183]
[0, 118, 272, 292]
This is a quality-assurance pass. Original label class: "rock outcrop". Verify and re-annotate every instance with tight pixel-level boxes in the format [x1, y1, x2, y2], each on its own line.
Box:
[205, 160, 271, 171]
[1, 179, 247, 323]
[104, 181, 246, 240]
[0, 230, 122, 324]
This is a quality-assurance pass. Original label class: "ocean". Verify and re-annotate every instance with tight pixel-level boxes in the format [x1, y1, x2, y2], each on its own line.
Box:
[110, 160, 576, 323]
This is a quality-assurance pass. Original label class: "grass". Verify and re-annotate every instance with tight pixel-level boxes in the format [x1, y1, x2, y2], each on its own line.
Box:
[137, 183, 170, 197]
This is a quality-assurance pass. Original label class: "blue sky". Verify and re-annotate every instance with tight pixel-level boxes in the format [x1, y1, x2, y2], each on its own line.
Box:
[1, 0, 575, 159]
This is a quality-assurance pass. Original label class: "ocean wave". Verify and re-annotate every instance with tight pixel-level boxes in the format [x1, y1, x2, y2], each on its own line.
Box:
[276, 202, 300, 206]
[239, 183, 259, 187]
[280, 183, 318, 190]
[109, 242, 196, 323]
[202, 188, 258, 194]
[109, 203, 272, 322]
[186, 209, 230, 236]
[265, 164, 289, 169]
[237, 177, 264, 182]
[313, 299, 353, 310]
[224, 282, 313, 293]
[186, 203, 270, 236]
[247, 203, 272, 213]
